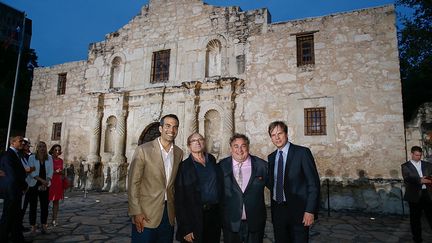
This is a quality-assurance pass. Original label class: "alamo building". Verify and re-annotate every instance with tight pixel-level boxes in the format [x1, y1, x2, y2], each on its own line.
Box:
[27, 0, 408, 212]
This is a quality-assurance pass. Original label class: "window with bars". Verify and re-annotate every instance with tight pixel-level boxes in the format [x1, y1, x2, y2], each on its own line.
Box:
[57, 73, 67, 95]
[296, 34, 315, 66]
[52, 122, 62, 140]
[304, 107, 326, 135]
[151, 50, 170, 83]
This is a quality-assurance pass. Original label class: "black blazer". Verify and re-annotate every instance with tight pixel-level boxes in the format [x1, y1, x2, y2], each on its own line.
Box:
[401, 160, 432, 203]
[174, 153, 223, 242]
[0, 148, 27, 199]
[268, 143, 320, 224]
[218, 155, 268, 233]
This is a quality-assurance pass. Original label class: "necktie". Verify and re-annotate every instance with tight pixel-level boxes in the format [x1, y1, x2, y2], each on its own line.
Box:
[236, 162, 243, 189]
[276, 150, 284, 203]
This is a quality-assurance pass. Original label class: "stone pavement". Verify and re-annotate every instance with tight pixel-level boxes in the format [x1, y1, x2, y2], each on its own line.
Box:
[9, 191, 431, 242]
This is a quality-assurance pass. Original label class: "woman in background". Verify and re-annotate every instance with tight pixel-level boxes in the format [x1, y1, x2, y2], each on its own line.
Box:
[28, 141, 53, 234]
[49, 144, 64, 227]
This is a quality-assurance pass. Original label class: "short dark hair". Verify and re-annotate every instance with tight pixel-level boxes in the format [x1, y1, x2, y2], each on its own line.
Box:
[411, 146, 423, 153]
[268, 121, 288, 136]
[229, 133, 250, 146]
[160, 114, 179, 126]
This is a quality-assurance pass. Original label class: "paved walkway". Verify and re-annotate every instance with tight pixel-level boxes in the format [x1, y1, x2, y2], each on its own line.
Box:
[9, 191, 431, 242]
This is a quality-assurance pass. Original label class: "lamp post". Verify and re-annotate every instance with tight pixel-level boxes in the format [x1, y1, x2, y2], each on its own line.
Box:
[5, 12, 26, 149]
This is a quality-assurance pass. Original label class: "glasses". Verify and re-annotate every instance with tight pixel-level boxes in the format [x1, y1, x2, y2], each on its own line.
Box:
[189, 138, 204, 144]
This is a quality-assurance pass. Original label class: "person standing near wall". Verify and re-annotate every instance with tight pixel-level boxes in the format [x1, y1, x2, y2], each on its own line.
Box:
[28, 141, 53, 234]
[128, 114, 184, 243]
[175, 132, 223, 243]
[267, 121, 320, 243]
[48, 144, 64, 227]
[218, 133, 268, 243]
[402, 146, 432, 243]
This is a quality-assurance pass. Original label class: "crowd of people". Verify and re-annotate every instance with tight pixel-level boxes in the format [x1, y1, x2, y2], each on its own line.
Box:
[127, 114, 321, 243]
[1, 113, 431, 243]
[0, 137, 65, 242]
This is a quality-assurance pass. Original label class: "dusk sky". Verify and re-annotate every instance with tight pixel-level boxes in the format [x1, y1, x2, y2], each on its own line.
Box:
[1, 0, 401, 67]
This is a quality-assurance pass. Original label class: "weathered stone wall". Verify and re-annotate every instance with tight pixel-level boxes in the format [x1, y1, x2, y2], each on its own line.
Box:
[405, 102, 432, 161]
[242, 5, 405, 179]
[27, 0, 405, 200]
[27, 61, 91, 164]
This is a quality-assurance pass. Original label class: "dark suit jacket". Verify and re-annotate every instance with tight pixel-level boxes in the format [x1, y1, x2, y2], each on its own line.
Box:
[401, 160, 432, 203]
[268, 143, 320, 224]
[218, 155, 268, 233]
[174, 153, 223, 241]
[0, 148, 27, 199]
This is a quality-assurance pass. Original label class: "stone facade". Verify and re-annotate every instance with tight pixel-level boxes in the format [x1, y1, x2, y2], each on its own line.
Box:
[27, 0, 405, 211]
[405, 102, 432, 161]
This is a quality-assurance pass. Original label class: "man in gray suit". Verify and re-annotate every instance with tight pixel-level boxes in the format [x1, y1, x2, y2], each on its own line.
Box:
[218, 133, 268, 243]
[128, 114, 184, 243]
[402, 146, 432, 243]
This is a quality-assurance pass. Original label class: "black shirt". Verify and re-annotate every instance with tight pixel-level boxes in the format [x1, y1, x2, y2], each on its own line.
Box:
[193, 154, 219, 204]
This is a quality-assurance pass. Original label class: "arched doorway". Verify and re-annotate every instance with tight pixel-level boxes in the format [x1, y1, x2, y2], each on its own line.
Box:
[138, 122, 160, 145]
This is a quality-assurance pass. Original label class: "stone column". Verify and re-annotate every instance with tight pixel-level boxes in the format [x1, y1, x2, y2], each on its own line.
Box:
[110, 110, 127, 192]
[182, 81, 201, 144]
[86, 110, 103, 189]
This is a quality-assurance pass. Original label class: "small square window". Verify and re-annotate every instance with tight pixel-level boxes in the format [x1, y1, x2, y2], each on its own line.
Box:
[304, 107, 326, 135]
[52, 122, 62, 140]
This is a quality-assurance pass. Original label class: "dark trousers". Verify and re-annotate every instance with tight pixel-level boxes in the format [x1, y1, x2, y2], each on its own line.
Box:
[28, 185, 49, 225]
[0, 195, 25, 242]
[180, 205, 221, 243]
[223, 220, 264, 243]
[20, 189, 31, 228]
[408, 190, 432, 243]
[272, 201, 309, 243]
[131, 203, 174, 243]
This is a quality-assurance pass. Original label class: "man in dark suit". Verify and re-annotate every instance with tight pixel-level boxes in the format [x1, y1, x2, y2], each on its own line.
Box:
[219, 133, 268, 243]
[401, 146, 432, 243]
[175, 133, 223, 243]
[0, 135, 30, 243]
[267, 121, 320, 243]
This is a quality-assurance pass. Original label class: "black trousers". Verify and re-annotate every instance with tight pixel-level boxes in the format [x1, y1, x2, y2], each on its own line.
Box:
[179, 204, 221, 243]
[223, 220, 264, 243]
[272, 201, 309, 243]
[28, 185, 49, 225]
[408, 190, 432, 243]
[0, 195, 25, 242]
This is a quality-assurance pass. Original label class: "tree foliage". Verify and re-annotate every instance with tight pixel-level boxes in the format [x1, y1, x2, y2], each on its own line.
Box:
[397, 0, 432, 121]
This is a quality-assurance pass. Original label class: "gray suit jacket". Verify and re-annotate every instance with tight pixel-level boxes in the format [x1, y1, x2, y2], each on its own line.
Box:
[128, 138, 183, 228]
[401, 160, 432, 203]
[218, 155, 268, 232]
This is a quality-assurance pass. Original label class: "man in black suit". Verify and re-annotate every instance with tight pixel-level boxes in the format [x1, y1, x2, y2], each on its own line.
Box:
[267, 121, 320, 243]
[0, 135, 30, 242]
[219, 133, 268, 243]
[401, 146, 432, 243]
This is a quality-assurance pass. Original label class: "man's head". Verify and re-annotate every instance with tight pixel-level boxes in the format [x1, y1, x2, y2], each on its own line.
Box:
[159, 114, 179, 144]
[9, 136, 24, 150]
[229, 133, 250, 163]
[411, 146, 423, 162]
[268, 121, 289, 149]
[23, 137, 31, 153]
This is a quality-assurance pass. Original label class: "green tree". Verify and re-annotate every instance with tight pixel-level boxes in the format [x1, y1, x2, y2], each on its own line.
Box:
[397, 0, 432, 121]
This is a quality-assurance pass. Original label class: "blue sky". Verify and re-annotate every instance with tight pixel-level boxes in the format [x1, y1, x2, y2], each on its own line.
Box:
[1, 0, 400, 67]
